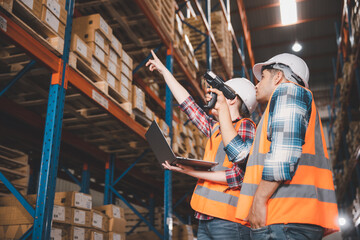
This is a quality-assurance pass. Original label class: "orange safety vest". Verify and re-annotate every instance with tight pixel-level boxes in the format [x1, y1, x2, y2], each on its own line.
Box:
[235, 83, 339, 236]
[191, 119, 254, 224]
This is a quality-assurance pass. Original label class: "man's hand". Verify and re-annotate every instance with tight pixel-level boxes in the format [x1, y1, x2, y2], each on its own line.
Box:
[206, 88, 227, 111]
[162, 161, 194, 173]
[247, 180, 281, 229]
[146, 50, 166, 74]
[247, 198, 267, 229]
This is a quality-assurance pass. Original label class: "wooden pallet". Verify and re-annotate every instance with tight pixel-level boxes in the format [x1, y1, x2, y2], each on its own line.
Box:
[69, 52, 106, 83]
[2, 0, 64, 55]
[69, 52, 133, 116]
[0, 146, 29, 195]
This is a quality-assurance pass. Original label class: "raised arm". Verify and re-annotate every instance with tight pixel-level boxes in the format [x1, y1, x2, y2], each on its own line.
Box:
[146, 50, 190, 104]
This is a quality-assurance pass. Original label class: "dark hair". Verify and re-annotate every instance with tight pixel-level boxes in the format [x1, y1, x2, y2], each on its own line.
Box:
[237, 96, 250, 118]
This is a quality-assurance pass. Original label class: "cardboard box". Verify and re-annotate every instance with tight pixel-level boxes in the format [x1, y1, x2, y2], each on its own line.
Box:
[53, 192, 92, 210]
[121, 61, 132, 80]
[0, 0, 13, 12]
[42, 0, 67, 24]
[106, 71, 120, 90]
[0, 206, 33, 225]
[51, 224, 69, 240]
[121, 49, 133, 68]
[40, 7, 65, 38]
[90, 230, 106, 240]
[132, 85, 146, 112]
[0, 224, 32, 239]
[88, 42, 109, 67]
[70, 34, 92, 63]
[121, 74, 132, 89]
[91, 209, 109, 231]
[52, 205, 72, 224]
[0, 195, 36, 207]
[108, 217, 127, 233]
[73, 28, 110, 53]
[72, 14, 112, 40]
[108, 60, 121, 79]
[91, 56, 107, 80]
[109, 48, 121, 66]
[111, 34, 122, 56]
[107, 232, 126, 240]
[68, 226, 89, 240]
[71, 208, 91, 227]
[119, 83, 131, 102]
[19, 0, 42, 18]
[94, 205, 125, 219]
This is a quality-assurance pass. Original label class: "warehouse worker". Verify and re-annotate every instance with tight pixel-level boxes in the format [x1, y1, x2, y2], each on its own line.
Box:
[146, 50, 257, 240]
[235, 53, 340, 239]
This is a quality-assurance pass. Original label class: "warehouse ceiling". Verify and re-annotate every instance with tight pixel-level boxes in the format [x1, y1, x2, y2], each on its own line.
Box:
[229, 0, 342, 108]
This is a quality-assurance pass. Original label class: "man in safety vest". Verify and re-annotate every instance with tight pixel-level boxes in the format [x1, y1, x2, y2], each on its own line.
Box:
[147, 50, 258, 240]
[235, 53, 339, 239]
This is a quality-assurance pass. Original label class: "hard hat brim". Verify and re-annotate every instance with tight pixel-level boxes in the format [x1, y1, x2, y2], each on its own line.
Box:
[252, 60, 275, 81]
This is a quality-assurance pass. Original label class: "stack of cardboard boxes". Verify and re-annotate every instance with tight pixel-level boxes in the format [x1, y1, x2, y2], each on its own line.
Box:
[0, 192, 128, 240]
[70, 13, 134, 111]
[183, 11, 233, 77]
[0, 0, 68, 53]
[174, 14, 199, 79]
[95, 204, 127, 240]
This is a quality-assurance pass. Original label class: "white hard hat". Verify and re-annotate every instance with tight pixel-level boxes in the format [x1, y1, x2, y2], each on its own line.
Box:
[253, 53, 310, 88]
[224, 78, 258, 114]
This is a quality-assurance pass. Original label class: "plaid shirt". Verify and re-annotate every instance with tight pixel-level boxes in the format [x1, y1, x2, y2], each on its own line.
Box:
[180, 96, 255, 220]
[262, 83, 312, 181]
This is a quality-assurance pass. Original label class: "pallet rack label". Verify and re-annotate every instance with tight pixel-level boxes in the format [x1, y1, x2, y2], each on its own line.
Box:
[92, 89, 109, 110]
[0, 15, 6, 32]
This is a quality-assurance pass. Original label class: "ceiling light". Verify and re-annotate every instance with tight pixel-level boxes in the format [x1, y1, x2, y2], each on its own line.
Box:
[280, 0, 298, 25]
[292, 42, 302, 52]
[339, 217, 347, 226]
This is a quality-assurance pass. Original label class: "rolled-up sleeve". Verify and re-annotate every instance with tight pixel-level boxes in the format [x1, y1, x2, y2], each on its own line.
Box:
[224, 119, 256, 188]
[262, 83, 312, 181]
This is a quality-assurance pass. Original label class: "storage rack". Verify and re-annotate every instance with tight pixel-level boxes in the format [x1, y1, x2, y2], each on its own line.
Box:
[0, 0, 251, 239]
[327, 0, 360, 238]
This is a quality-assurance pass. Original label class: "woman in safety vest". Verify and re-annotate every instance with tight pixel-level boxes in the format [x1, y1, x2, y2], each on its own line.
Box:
[147, 50, 258, 240]
[236, 53, 340, 239]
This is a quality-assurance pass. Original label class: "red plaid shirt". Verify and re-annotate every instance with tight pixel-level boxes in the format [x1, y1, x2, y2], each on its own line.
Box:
[180, 96, 255, 220]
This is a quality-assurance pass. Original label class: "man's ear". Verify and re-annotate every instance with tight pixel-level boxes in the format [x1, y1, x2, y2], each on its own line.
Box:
[228, 97, 237, 106]
[273, 71, 284, 85]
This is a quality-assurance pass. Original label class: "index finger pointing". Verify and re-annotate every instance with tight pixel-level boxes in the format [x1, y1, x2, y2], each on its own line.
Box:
[151, 50, 159, 60]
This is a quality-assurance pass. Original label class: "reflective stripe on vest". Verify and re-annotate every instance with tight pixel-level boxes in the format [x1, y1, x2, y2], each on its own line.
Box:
[190, 119, 254, 224]
[235, 84, 339, 235]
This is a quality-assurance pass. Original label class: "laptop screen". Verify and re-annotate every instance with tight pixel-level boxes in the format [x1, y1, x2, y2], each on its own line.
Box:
[145, 121, 177, 165]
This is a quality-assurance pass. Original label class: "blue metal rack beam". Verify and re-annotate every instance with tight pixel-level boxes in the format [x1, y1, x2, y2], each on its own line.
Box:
[80, 163, 90, 194]
[32, 0, 75, 238]
[164, 47, 174, 240]
[205, 0, 212, 71]
[133, 43, 163, 74]
[0, 60, 36, 97]
[0, 171, 35, 217]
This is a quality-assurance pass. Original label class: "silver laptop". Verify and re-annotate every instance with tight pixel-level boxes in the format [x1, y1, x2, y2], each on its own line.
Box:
[145, 121, 218, 170]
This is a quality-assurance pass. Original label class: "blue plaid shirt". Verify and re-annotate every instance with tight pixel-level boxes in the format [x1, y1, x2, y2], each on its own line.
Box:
[262, 83, 312, 182]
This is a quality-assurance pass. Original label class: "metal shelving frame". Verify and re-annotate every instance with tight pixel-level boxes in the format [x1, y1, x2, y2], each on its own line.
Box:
[0, 0, 254, 239]
[328, 0, 360, 238]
